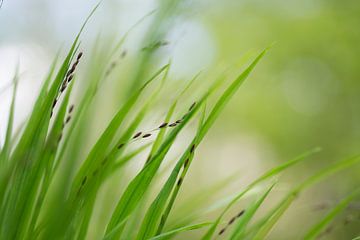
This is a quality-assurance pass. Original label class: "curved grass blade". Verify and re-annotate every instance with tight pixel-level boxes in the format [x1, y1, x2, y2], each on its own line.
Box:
[70, 64, 169, 198]
[201, 147, 321, 240]
[251, 154, 360, 240]
[304, 187, 360, 240]
[75, 65, 170, 239]
[104, 76, 217, 239]
[229, 183, 275, 240]
[153, 49, 269, 238]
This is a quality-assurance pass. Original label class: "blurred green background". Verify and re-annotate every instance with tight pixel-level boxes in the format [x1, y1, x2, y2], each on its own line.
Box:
[0, 0, 359, 239]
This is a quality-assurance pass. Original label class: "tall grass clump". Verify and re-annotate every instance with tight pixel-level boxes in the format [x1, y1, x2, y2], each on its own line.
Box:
[0, 2, 359, 240]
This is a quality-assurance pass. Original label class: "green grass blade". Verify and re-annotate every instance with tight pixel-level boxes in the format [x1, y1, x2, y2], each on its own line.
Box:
[148, 222, 213, 240]
[201, 147, 321, 240]
[304, 187, 360, 240]
[70, 64, 169, 197]
[155, 49, 268, 236]
[229, 183, 275, 240]
[0, 68, 18, 164]
[252, 154, 360, 240]
[104, 78, 215, 239]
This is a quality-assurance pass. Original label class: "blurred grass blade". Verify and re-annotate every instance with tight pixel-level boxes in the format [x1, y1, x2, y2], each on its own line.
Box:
[0, 68, 18, 164]
[148, 222, 213, 240]
[304, 187, 360, 240]
[229, 183, 275, 240]
[201, 147, 321, 240]
[252, 154, 360, 240]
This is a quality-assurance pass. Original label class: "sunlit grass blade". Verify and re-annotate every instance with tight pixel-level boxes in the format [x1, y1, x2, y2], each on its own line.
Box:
[70, 64, 170, 198]
[154, 49, 268, 237]
[104, 75, 218, 239]
[27, 83, 74, 237]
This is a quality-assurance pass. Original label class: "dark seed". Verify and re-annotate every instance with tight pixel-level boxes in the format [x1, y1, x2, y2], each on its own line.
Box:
[67, 75, 74, 83]
[190, 144, 196, 153]
[142, 133, 152, 138]
[175, 119, 182, 124]
[184, 158, 189, 168]
[81, 176, 87, 186]
[189, 102, 196, 111]
[52, 99, 57, 108]
[229, 217, 236, 225]
[110, 61, 117, 68]
[219, 229, 225, 235]
[117, 143, 125, 149]
[177, 178, 183, 186]
[68, 65, 76, 75]
[159, 123, 168, 128]
[169, 123, 177, 127]
[58, 133, 63, 142]
[66, 116, 71, 124]
[77, 52, 83, 60]
[69, 105, 74, 113]
[237, 210, 245, 218]
[133, 132, 142, 139]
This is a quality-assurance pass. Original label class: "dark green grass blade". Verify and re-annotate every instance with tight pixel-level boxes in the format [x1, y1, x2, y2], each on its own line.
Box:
[148, 222, 213, 240]
[252, 154, 360, 240]
[304, 187, 360, 240]
[229, 183, 275, 240]
[201, 147, 321, 240]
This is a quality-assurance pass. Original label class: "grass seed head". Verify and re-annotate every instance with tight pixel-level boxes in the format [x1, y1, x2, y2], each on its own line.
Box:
[142, 133, 152, 138]
[81, 176, 87, 186]
[190, 144, 196, 153]
[69, 104, 74, 113]
[159, 123, 168, 128]
[189, 102, 196, 111]
[169, 123, 177, 127]
[133, 132, 142, 139]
